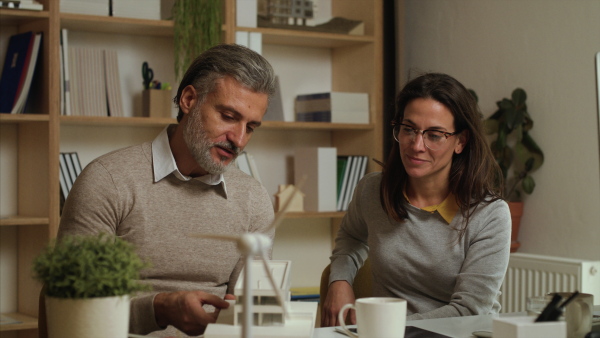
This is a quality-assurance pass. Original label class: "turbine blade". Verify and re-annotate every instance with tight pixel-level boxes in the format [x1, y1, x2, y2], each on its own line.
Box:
[260, 253, 291, 319]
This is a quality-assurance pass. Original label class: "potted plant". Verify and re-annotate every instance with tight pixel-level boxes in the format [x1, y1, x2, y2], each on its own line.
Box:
[481, 88, 545, 252]
[173, 0, 222, 80]
[33, 233, 149, 338]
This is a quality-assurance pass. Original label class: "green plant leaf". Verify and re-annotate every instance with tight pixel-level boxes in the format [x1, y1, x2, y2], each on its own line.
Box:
[521, 175, 535, 194]
[512, 88, 527, 106]
[483, 118, 498, 135]
[521, 132, 544, 172]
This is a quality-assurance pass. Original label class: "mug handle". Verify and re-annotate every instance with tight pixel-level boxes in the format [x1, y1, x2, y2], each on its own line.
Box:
[338, 303, 358, 338]
[573, 301, 592, 334]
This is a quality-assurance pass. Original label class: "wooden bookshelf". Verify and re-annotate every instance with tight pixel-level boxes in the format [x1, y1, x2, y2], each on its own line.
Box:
[0, 0, 384, 334]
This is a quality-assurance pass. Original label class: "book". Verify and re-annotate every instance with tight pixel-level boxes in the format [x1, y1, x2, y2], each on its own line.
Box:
[70, 152, 83, 176]
[60, 0, 108, 16]
[294, 147, 337, 212]
[0, 31, 34, 113]
[69, 47, 111, 116]
[341, 155, 360, 211]
[295, 92, 369, 124]
[58, 153, 73, 194]
[63, 152, 79, 187]
[60, 29, 72, 116]
[104, 49, 124, 117]
[8, 32, 42, 114]
[336, 156, 351, 211]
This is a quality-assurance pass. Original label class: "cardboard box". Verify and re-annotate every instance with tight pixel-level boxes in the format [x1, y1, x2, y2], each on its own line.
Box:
[142, 89, 173, 118]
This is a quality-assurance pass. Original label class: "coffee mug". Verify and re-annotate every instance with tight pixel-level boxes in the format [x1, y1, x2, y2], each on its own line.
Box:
[550, 292, 594, 338]
[338, 297, 407, 338]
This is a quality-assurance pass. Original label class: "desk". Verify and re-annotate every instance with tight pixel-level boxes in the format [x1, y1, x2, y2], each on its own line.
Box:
[313, 306, 600, 338]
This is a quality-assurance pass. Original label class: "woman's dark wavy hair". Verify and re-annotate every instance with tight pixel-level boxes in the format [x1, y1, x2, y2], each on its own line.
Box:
[380, 73, 503, 237]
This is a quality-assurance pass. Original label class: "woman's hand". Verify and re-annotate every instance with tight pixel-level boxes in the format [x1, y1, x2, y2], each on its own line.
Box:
[320, 280, 356, 327]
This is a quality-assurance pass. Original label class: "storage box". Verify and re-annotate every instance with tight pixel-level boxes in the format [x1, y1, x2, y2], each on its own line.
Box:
[493, 316, 566, 338]
[142, 89, 173, 118]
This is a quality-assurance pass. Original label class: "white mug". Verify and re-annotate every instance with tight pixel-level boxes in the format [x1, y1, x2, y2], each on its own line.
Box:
[551, 292, 594, 338]
[338, 297, 407, 338]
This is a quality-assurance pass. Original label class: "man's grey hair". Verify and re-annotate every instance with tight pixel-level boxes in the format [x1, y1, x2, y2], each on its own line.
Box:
[175, 44, 276, 122]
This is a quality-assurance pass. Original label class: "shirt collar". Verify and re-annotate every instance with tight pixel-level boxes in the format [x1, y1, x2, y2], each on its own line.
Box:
[403, 189, 459, 224]
[151, 126, 228, 196]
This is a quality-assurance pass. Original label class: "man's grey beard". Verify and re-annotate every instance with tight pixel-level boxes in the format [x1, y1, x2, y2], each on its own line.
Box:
[183, 105, 239, 175]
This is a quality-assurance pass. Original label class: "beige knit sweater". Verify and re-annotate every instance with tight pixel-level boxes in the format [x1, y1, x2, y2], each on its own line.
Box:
[58, 141, 275, 336]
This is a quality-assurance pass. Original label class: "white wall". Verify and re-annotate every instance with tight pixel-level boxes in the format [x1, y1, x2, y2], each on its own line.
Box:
[401, 0, 600, 260]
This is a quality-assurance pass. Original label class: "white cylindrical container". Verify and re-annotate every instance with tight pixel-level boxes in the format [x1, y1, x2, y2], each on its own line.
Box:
[45, 295, 130, 338]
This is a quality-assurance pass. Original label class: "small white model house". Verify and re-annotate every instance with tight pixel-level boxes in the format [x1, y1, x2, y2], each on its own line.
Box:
[275, 185, 304, 212]
[204, 260, 317, 338]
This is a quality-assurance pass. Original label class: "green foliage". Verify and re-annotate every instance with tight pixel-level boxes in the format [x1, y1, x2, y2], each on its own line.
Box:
[479, 88, 545, 201]
[173, 0, 222, 81]
[33, 233, 150, 299]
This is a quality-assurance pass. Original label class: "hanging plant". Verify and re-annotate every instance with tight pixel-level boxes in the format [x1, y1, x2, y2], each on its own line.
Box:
[173, 0, 222, 81]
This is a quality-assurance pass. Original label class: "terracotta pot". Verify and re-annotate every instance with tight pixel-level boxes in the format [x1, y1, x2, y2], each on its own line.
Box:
[508, 201, 523, 252]
[45, 295, 130, 338]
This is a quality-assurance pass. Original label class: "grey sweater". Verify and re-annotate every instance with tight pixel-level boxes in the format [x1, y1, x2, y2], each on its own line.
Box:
[330, 172, 511, 320]
[58, 141, 274, 336]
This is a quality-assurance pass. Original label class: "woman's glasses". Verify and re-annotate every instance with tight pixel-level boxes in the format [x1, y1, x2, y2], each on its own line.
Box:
[392, 123, 458, 151]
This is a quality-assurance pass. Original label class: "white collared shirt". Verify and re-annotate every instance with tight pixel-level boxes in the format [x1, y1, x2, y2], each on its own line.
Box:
[151, 126, 228, 196]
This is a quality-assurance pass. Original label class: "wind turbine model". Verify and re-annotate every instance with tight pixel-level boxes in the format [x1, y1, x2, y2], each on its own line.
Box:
[189, 181, 316, 338]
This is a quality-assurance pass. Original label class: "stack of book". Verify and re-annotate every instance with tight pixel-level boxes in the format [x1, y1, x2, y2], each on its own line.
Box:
[111, 0, 161, 20]
[295, 92, 369, 124]
[60, 30, 124, 117]
[336, 155, 368, 211]
[0, 31, 42, 114]
[58, 152, 83, 203]
[60, 0, 108, 16]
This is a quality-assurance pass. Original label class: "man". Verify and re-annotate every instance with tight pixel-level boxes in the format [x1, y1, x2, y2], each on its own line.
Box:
[57, 44, 276, 337]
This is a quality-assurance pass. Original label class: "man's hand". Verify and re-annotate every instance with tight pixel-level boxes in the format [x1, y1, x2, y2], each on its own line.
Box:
[154, 291, 231, 336]
[320, 280, 356, 327]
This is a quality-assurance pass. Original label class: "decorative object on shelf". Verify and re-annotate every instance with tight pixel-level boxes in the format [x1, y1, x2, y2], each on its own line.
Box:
[275, 184, 304, 212]
[32, 233, 150, 338]
[173, 0, 221, 81]
[258, 16, 364, 35]
[0, 0, 43, 11]
[477, 88, 545, 252]
[258, 0, 314, 26]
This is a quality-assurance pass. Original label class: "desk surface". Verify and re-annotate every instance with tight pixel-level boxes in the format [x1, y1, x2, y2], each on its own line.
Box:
[313, 306, 600, 338]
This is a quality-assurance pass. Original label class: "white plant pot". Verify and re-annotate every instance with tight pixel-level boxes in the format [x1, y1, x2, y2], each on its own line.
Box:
[45, 295, 130, 338]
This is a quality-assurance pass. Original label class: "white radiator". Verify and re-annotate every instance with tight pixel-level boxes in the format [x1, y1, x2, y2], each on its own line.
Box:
[499, 253, 600, 313]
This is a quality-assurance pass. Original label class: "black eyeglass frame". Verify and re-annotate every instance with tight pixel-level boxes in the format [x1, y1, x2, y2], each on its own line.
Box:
[391, 121, 459, 147]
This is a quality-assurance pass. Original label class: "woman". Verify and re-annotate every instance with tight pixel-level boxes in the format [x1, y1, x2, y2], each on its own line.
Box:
[321, 73, 511, 326]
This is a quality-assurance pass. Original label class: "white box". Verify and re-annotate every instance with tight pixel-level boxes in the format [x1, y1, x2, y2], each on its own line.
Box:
[236, 0, 257, 27]
[493, 316, 566, 338]
[294, 147, 337, 212]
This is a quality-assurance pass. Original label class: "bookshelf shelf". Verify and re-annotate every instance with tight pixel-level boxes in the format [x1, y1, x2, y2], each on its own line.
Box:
[0, 114, 49, 124]
[59, 116, 374, 131]
[0, 312, 38, 331]
[60, 13, 173, 36]
[0, 9, 49, 26]
[0, 216, 49, 227]
[237, 26, 373, 48]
